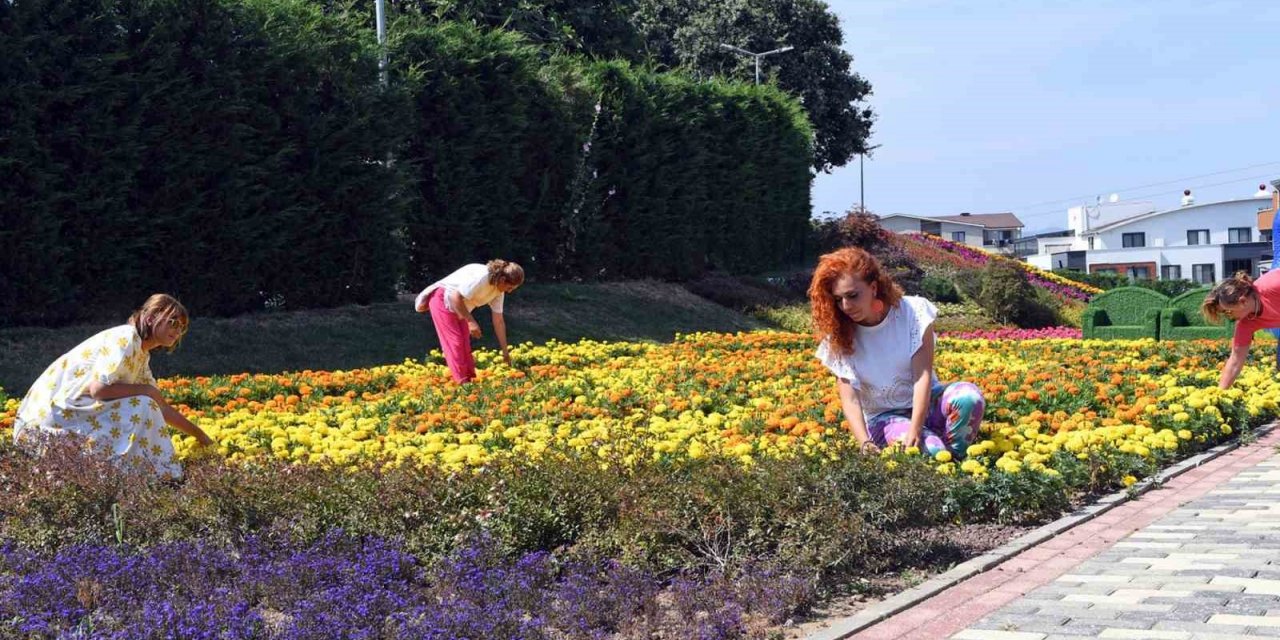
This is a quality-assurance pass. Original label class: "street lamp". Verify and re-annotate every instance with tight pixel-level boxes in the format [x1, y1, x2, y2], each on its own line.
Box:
[859, 144, 882, 212]
[375, 0, 388, 87]
[718, 43, 794, 85]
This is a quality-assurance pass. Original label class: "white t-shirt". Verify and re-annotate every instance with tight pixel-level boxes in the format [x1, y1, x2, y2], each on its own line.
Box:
[415, 264, 505, 314]
[815, 295, 939, 421]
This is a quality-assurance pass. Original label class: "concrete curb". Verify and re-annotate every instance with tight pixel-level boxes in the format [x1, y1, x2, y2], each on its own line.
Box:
[804, 422, 1278, 640]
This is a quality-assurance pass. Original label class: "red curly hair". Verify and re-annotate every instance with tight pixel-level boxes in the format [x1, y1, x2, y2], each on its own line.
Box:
[808, 247, 904, 355]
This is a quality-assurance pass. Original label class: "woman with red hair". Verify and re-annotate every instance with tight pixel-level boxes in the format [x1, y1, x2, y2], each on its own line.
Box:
[809, 247, 984, 456]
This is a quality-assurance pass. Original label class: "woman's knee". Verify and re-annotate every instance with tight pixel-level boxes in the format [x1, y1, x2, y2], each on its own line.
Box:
[946, 381, 985, 410]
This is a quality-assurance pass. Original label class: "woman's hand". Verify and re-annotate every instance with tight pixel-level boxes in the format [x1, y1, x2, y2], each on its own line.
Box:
[899, 430, 922, 450]
[858, 440, 881, 455]
[467, 319, 482, 339]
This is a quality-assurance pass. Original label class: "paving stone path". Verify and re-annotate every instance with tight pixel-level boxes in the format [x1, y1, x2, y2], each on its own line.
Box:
[842, 429, 1280, 639]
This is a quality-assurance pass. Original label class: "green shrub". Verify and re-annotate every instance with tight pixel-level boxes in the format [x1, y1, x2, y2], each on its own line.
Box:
[1052, 270, 1127, 290]
[934, 302, 1001, 334]
[1052, 270, 1200, 298]
[1055, 300, 1086, 328]
[684, 272, 801, 312]
[921, 275, 961, 303]
[943, 469, 1070, 524]
[952, 269, 985, 302]
[1139, 279, 1202, 298]
[753, 304, 812, 334]
[0, 436, 1002, 592]
[978, 261, 1057, 328]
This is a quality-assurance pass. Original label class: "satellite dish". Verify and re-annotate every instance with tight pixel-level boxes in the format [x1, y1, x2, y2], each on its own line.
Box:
[1109, 193, 1119, 203]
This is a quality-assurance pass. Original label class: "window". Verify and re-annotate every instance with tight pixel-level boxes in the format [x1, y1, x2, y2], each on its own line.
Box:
[1228, 227, 1252, 244]
[1122, 232, 1146, 248]
[1225, 259, 1253, 277]
[1264, 230, 1274, 243]
[1126, 266, 1150, 281]
[1088, 237, 1095, 250]
[1187, 229, 1209, 245]
[1161, 265, 1182, 280]
[1095, 268, 1117, 275]
[1192, 264, 1215, 284]
[951, 231, 966, 243]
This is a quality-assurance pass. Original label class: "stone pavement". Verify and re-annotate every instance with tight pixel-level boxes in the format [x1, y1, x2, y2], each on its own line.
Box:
[841, 428, 1280, 639]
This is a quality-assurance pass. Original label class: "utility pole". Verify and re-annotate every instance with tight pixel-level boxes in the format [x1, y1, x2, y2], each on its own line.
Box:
[859, 144, 882, 212]
[718, 43, 795, 85]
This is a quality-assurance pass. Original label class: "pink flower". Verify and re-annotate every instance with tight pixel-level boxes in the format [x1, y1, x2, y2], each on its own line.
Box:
[941, 326, 1082, 340]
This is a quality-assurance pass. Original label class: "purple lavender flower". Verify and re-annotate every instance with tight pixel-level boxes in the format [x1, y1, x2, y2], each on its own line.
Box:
[1, 534, 797, 640]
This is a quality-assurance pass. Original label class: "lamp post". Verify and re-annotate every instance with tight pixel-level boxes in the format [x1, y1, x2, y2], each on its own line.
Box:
[859, 144, 882, 212]
[718, 43, 794, 85]
[375, 0, 387, 87]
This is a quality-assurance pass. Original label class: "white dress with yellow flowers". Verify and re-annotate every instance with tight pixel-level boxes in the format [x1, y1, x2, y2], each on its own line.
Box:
[13, 325, 180, 477]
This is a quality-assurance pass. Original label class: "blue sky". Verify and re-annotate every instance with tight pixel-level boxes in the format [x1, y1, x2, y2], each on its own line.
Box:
[814, 1, 1280, 233]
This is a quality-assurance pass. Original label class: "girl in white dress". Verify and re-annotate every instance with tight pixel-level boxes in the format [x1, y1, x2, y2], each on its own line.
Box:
[810, 248, 985, 457]
[13, 294, 214, 477]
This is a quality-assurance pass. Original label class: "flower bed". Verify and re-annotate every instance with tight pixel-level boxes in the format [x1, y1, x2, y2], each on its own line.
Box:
[942, 326, 1082, 340]
[2, 530, 806, 639]
[2, 334, 1271, 491]
[895, 233, 1101, 302]
[3, 333, 1277, 638]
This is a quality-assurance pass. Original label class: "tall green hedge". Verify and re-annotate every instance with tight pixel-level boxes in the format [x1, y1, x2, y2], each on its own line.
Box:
[394, 22, 578, 286]
[0, 0, 408, 326]
[394, 28, 813, 285]
[562, 63, 813, 280]
[1, 2, 812, 327]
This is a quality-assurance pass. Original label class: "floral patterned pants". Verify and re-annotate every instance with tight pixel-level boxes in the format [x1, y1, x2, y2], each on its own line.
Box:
[866, 381, 985, 457]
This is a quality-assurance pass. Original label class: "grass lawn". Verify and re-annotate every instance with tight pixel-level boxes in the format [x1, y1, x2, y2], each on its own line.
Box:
[0, 280, 769, 392]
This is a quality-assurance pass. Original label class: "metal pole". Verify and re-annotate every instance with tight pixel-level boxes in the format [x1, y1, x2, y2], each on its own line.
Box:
[858, 144, 881, 213]
[718, 43, 793, 87]
[375, 0, 387, 87]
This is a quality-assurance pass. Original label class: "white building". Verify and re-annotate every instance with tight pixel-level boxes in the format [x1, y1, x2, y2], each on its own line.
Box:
[1025, 184, 1280, 284]
[877, 212, 1024, 252]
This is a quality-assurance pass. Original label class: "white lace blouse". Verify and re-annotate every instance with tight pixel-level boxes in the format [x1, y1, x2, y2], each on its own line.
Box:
[815, 295, 939, 420]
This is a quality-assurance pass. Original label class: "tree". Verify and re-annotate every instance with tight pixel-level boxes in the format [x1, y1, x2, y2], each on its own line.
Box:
[358, 0, 873, 171]
[631, 0, 874, 171]
[346, 0, 644, 58]
[814, 209, 923, 295]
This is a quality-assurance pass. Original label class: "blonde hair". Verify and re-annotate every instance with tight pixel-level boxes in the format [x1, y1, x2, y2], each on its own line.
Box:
[487, 259, 525, 288]
[1202, 271, 1255, 324]
[128, 293, 189, 352]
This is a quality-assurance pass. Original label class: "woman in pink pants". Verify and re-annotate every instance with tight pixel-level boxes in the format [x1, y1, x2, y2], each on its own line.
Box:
[414, 260, 524, 383]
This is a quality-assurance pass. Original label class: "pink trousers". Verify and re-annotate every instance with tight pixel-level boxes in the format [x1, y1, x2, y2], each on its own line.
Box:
[427, 288, 476, 383]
